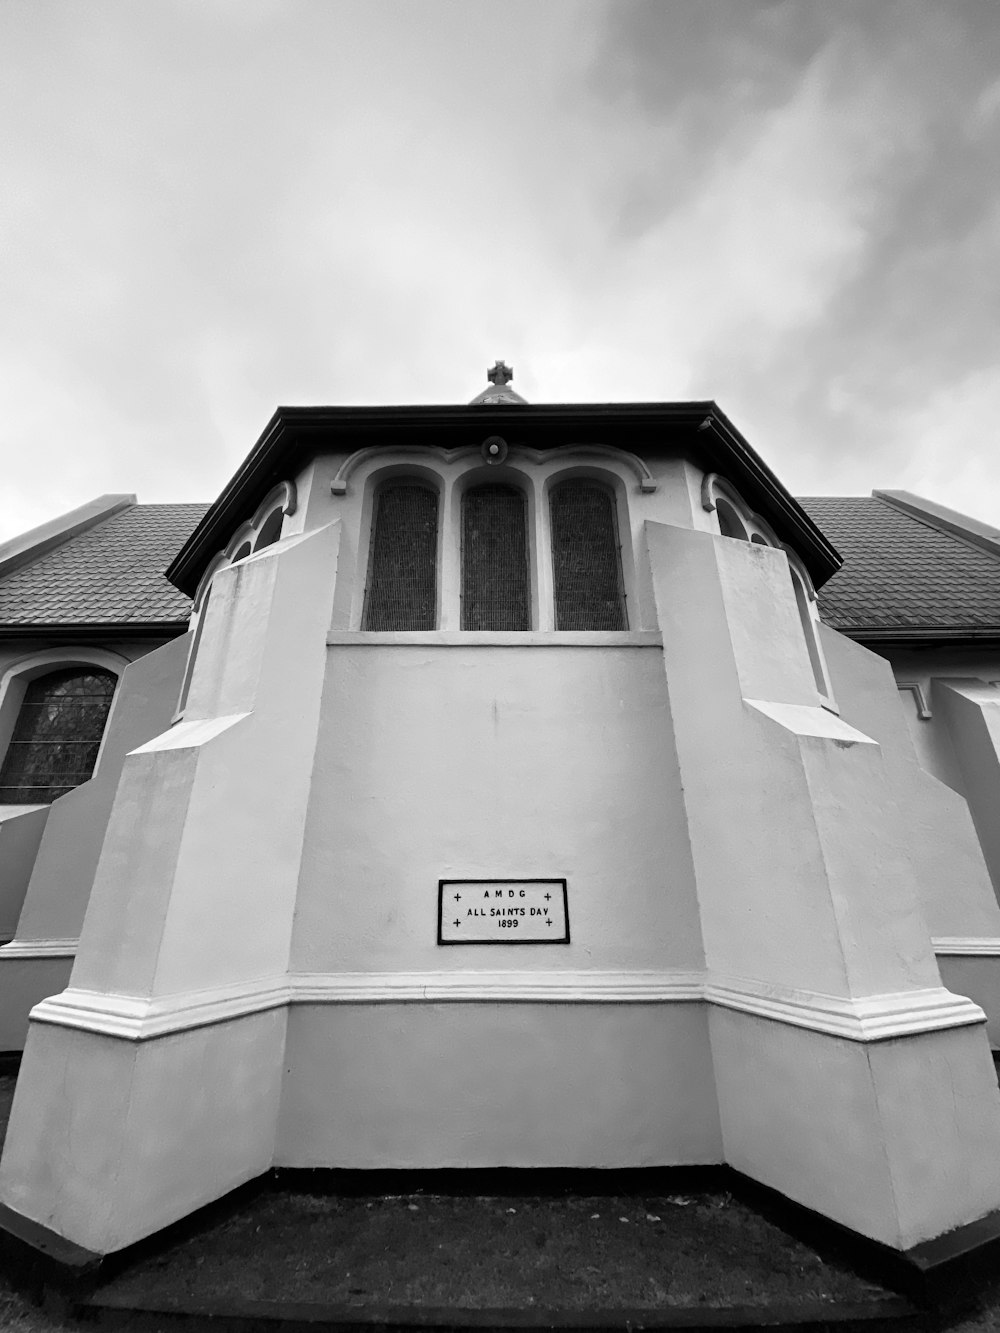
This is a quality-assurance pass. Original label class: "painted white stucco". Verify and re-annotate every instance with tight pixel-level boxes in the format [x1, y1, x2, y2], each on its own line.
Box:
[3, 438, 1000, 1259]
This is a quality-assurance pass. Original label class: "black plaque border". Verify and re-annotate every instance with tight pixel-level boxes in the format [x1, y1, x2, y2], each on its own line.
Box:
[437, 879, 570, 946]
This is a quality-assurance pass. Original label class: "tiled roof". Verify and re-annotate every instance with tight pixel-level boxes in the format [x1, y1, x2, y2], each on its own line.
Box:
[0, 504, 209, 628]
[2, 494, 998, 638]
[799, 496, 1000, 635]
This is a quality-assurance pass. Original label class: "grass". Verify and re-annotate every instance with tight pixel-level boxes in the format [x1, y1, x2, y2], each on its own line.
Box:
[0, 1070, 998, 1329]
[90, 1187, 899, 1312]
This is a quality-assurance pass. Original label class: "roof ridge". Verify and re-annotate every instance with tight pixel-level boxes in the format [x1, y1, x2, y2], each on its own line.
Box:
[873, 491, 1000, 561]
[0, 495, 136, 582]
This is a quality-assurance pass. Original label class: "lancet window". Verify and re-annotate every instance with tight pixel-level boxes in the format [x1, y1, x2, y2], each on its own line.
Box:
[363, 481, 439, 631]
[461, 484, 531, 631]
[550, 479, 627, 630]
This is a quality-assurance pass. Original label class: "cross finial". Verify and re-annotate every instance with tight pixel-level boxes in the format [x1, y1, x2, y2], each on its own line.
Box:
[487, 360, 513, 387]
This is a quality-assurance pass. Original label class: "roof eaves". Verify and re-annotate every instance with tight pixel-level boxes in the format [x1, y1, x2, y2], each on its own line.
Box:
[836, 625, 1000, 646]
[167, 400, 839, 596]
[0, 620, 190, 641]
[696, 409, 842, 585]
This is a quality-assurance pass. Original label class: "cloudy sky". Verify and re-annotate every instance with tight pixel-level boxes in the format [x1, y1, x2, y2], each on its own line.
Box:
[2, 0, 999, 540]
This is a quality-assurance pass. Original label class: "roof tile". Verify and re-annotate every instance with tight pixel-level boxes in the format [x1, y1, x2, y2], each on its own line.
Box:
[3, 495, 998, 637]
[799, 496, 1000, 633]
[0, 504, 209, 628]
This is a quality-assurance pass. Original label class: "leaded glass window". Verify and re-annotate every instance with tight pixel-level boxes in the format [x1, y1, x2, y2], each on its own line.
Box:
[0, 668, 117, 804]
[461, 485, 531, 631]
[550, 480, 627, 630]
[363, 482, 439, 630]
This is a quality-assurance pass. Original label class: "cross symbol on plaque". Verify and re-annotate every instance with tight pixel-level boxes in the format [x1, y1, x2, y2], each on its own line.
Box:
[546, 918, 552, 926]
[487, 360, 513, 387]
[454, 893, 461, 902]
[544, 893, 551, 901]
[453, 919, 461, 928]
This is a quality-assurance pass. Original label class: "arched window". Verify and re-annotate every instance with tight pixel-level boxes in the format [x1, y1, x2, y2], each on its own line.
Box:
[363, 481, 439, 631]
[789, 567, 831, 700]
[176, 584, 212, 718]
[253, 507, 283, 551]
[0, 668, 117, 804]
[716, 499, 749, 541]
[550, 480, 627, 630]
[461, 484, 530, 631]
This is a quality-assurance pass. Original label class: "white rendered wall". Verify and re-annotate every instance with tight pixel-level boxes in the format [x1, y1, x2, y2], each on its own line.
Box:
[282, 635, 710, 1166]
[645, 518, 1000, 1249]
[0, 636, 187, 1049]
[277, 1003, 720, 1168]
[0, 522, 341, 1252]
[13, 635, 190, 946]
[870, 646, 1000, 1032]
[293, 644, 701, 976]
[711, 1008, 1000, 1249]
[821, 629, 1000, 944]
[6, 439, 1000, 1257]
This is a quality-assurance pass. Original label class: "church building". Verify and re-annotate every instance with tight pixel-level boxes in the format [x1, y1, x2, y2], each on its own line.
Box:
[1, 365, 1000, 1263]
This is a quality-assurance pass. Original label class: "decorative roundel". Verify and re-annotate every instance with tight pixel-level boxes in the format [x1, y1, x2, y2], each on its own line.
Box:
[481, 435, 508, 465]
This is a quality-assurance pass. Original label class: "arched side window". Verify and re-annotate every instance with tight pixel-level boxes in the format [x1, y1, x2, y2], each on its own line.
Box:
[363, 481, 439, 631]
[716, 498, 750, 541]
[0, 668, 117, 804]
[175, 584, 211, 719]
[462, 484, 530, 631]
[253, 507, 283, 551]
[788, 565, 833, 702]
[550, 480, 627, 630]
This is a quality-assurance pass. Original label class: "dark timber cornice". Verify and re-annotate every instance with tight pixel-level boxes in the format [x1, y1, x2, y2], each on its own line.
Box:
[166, 400, 842, 597]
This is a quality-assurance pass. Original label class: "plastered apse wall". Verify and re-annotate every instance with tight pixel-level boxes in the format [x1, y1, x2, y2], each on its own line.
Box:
[294, 644, 700, 975]
[283, 638, 715, 1165]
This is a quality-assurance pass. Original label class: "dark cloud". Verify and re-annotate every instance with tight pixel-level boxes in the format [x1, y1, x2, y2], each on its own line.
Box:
[1, 0, 998, 537]
[589, 0, 1000, 486]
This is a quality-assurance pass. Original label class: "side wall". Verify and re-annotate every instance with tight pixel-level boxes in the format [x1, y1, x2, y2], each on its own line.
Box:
[870, 643, 1000, 1039]
[0, 635, 189, 1049]
[0, 637, 167, 936]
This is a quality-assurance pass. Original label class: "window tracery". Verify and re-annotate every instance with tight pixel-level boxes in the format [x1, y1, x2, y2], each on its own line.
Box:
[0, 668, 117, 804]
[550, 479, 627, 630]
[461, 484, 530, 631]
[350, 457, 639, 632]
[363, 481, 439, 631]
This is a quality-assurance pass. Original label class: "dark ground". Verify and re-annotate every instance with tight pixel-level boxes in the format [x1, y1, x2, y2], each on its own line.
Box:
[88, 1187, 901, 1311]
[0, 1071, 998, 1330]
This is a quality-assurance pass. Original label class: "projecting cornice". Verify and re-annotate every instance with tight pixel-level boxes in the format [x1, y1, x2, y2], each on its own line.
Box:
[166, 400, 842, 597]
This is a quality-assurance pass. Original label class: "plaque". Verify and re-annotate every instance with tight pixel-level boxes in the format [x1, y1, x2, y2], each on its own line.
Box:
[438, 879, 569, 945]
